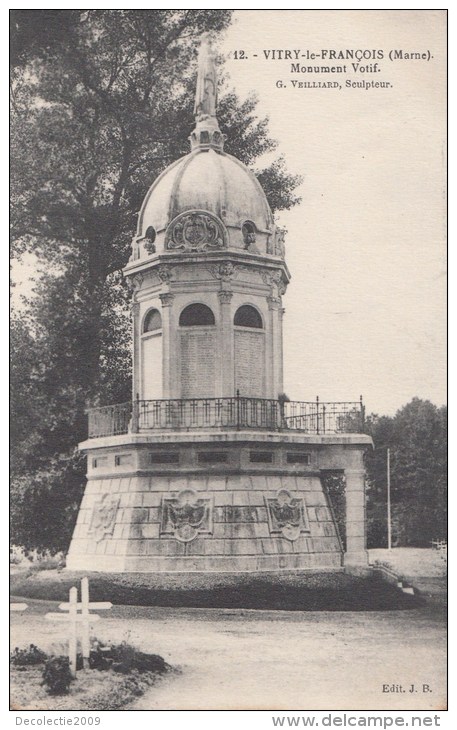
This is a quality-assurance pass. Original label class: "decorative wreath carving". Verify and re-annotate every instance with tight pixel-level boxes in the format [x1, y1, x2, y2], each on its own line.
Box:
[165, 210, 227, 252]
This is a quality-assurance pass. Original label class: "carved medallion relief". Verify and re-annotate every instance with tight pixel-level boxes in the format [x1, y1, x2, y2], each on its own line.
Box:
[165, 211, 227, 252]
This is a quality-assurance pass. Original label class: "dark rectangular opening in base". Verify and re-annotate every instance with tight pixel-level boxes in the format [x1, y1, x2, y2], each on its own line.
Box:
[286, 452, 310, 464]
[249, 451, 273, 463]
[198, 451, 228, 464]
[149, 452, 180, 464]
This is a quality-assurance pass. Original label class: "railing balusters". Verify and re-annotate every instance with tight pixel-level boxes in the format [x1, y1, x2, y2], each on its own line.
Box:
[87, 396, 365, 438]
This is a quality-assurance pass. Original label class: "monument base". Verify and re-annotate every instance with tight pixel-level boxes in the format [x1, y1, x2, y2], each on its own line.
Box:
[67, 431, 372, 573]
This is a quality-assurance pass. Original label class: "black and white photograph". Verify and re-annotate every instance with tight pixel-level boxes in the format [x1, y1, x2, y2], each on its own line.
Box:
[9, 7, 447, 718]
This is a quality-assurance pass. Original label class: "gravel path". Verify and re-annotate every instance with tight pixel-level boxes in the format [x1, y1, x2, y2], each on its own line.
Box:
[11, 598, 446, 711]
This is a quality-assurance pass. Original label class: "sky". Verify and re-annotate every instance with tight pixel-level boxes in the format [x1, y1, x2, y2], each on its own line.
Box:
[220, 10, 446, 416]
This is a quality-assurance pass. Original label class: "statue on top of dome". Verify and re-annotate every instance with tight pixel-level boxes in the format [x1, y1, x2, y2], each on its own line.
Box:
[194, 33, 218, 120]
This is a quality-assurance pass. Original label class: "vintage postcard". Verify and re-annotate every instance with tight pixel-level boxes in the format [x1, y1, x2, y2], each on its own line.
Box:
[10, 9, 447, 717]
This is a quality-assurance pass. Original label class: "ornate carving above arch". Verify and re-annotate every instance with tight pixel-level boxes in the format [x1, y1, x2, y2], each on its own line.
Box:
[165, 210, 228, 252]
[261, 268, 288, 296]
[157, 264, 173, 283]
[207, 261, 238, 281]
[130, 273, 144, 292]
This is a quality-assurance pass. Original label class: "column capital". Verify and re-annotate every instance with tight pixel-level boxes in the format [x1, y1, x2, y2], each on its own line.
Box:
[218, 290, 233, 304]
[159, 293, 175, 308]
[267, 295, 281, 311]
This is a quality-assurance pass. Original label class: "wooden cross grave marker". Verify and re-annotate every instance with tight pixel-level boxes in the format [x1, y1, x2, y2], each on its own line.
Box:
[45, 577, 112, 676]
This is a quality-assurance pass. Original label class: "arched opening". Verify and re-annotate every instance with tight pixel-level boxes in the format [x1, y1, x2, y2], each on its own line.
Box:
[145, 226, 156, 244]
[143, 308, 162, 333]
[234, 305, 263, 329]
[234, 305, 265, 397]
[179, 304, 216, 398]
[179, 303, 215, 327]
[242, 220, 256, 248]
[144, 226, 156, 254]
[141, 308, 162, 400]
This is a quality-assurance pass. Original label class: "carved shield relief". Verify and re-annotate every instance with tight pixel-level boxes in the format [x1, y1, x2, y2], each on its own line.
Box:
[265, 489, 310, 541]
[89, 495, 120, 543]
[161, 489, 213, 542]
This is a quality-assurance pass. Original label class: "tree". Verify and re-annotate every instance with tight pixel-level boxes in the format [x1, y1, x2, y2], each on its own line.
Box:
[11, 299, 89, 553]
[11, 10, 301, 396]
[10, 10, 302, 553]
[365, 399, 447, 547]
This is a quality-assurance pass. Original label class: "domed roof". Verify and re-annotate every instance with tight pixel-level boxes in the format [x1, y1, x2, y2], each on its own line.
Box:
[129, 35, 285, 262]
[137, 147, 274, 239]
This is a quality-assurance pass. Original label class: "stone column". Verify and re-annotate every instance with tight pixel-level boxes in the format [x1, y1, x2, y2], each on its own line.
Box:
[344, 468, 369, 567]
[267, 296, 281, 399]
[131, 301, 141, 402]
[218, 290, 234, 397]
[159, 293, 174, 399]
[279, 306, 285, 395]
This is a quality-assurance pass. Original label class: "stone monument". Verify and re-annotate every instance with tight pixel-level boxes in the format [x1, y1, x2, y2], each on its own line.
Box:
[67, 36, 372, 573]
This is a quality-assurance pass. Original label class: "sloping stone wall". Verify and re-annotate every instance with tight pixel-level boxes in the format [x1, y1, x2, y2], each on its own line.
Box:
[67, 473, 342, 572]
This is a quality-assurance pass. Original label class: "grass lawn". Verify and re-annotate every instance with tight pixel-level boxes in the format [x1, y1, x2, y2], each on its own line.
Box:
[11, 567, 422, 611]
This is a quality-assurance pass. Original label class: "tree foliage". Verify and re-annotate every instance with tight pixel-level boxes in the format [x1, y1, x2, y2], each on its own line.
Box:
[11, 9, 301, 390]
[365, 399, 447, 547]
[10, 10, 302, 554]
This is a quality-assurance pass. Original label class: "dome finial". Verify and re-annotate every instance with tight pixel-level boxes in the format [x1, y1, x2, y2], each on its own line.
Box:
[190, 34, 225, 152]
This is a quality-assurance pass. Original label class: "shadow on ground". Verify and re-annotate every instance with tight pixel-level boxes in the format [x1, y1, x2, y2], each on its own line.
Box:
[11, 569, 425, 611]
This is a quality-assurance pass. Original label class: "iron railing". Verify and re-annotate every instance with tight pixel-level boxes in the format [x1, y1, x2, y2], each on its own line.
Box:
[87, 395, 365, 439]
[87, 401, 132, 439]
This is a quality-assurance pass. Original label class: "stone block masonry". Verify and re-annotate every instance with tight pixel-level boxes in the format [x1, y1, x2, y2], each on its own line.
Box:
[67, 433, 371, 573]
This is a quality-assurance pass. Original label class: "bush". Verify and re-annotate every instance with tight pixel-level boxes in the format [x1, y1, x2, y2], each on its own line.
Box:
[89, 641, 114, 671]
[42, 656, 74, 695]
[89, 639, 168, 675]
[9, 548, 23, 565]
[130, 650, 167, 673]
[10, 644, 47, 666]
